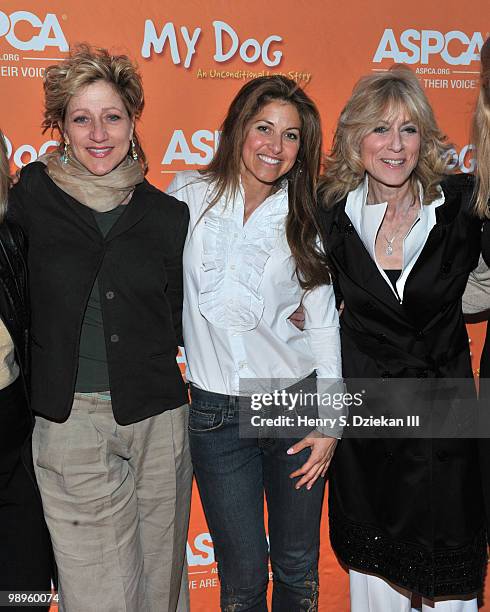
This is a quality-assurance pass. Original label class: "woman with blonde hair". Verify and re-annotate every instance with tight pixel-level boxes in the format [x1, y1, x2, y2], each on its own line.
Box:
[0, 132, 52, 609]
[463, 35, 490, 540]
[9, 46, 191, 612]
[316, 66, 487, 611]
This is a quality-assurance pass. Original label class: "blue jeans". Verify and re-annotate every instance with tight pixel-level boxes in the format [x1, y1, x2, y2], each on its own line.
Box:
[189, 385, 325, 612]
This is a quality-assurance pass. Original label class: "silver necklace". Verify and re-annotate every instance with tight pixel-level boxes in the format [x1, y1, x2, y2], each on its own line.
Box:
[383, 233, 397, 256]
[380, 194, 416, 256]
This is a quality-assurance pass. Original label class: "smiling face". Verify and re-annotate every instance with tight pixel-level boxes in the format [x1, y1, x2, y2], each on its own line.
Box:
[240, 100, 301, 191]
[360, 108, 421, 193]
[62, 80, 134, 176]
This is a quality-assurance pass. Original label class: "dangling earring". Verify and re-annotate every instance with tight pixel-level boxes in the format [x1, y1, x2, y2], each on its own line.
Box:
[130, 138, 138, 161]
[60, 142, 69, 164]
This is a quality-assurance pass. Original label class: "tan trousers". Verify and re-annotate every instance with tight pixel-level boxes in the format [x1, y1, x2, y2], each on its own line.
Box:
[32, 394, 192, 612]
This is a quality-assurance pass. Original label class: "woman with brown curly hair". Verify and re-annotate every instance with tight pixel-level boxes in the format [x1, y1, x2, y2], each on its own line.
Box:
[9, 46, 191, 612]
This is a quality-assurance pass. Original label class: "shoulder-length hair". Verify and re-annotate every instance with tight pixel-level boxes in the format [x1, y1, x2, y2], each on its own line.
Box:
[319, 66, 451, 208]
[0, 131, 10, 224]
[201, 75, 329, 289]
[42, 44, 147, 172]
[472, 37, 490, 219]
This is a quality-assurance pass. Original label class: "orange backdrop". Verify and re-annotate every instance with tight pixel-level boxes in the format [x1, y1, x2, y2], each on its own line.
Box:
[0, 1, 488, 609]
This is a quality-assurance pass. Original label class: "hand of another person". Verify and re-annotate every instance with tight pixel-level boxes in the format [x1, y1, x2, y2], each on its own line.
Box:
[287, 431, 338, 490]
[289, 304, 305, 330]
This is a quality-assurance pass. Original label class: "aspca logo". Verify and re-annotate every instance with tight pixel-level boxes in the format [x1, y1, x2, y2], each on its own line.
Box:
[142, 20, 282, 69]
[373, 29, 484, 66]
[4, 134, 58, 168]
[162, 130, 221, 166]
[446, 144, 475, 174]
[187, 532, 215, 566]
[0, 11, 68, 52]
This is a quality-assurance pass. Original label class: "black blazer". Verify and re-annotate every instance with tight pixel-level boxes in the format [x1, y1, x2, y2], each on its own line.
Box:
[9, 162, 189, 425]
[318, 174, 487, 598]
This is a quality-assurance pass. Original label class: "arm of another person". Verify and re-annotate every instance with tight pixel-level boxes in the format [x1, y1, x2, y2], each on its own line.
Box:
[463, 218, 490, 316]
[287, 282, 344, 489]
[7, 172, 31, 234]
[165, 200, 190, 348]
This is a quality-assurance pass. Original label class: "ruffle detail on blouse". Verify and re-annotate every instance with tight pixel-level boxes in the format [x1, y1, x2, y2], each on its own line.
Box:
[198, 196, 287, 331]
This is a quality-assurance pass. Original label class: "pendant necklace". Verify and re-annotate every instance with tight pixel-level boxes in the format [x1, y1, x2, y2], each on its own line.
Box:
[383, 234, 397, 256]
[381, 194, 416, 257]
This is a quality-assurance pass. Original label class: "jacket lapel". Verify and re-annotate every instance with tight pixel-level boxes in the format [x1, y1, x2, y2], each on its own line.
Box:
[105, 181, 152, 242]
[323, 202, 403, 310]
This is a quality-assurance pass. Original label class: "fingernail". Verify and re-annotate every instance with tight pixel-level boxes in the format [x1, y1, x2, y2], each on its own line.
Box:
[287, 447, 294, 454]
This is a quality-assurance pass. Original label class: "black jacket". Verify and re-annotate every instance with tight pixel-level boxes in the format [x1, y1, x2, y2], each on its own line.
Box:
[9, 162, 189, 424]
[0, 221, 29, 388]
[318, 174, 487, 598]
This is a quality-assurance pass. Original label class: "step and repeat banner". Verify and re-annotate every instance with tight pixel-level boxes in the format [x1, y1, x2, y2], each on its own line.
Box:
[0, 1, 488, 609]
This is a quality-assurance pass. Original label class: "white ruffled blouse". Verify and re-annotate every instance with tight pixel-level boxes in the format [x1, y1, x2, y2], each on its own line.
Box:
[168, 170, 341, 396]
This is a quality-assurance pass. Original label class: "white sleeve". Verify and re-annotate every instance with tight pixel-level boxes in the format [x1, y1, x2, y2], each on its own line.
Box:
[302, 283, 345, 438]
[302, 282, 341, 379]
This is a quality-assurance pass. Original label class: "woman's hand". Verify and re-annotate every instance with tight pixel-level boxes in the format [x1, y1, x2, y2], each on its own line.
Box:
[287, 431, 338, 490]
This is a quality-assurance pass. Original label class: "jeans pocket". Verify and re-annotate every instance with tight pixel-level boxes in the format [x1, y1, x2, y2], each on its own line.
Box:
[188, 402, 225, 432]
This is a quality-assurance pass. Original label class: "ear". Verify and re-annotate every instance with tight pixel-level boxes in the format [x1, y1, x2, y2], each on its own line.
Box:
[60, 122, 69, 145]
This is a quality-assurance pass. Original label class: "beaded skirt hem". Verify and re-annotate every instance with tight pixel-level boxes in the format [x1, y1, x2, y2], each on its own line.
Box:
[329, 512, 488, 598]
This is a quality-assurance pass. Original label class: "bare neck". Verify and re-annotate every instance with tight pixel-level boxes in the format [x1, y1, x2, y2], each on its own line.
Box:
[367, 181, 413, 210]
[241, 175, 274, 224]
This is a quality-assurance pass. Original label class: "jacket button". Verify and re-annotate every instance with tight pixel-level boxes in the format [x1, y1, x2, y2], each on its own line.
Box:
[381, 370, 391, 378]
[417, 369, 428, 378]
[441, 261, 452, 274]
[106, 291, 115, 300]
[436, 450, 448, 462]
[415, 329, 424, 339]
[110, 334, 119, 343]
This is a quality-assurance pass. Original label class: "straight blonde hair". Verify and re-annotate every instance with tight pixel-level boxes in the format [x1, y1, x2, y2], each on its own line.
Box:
[472, 37, 490, 219]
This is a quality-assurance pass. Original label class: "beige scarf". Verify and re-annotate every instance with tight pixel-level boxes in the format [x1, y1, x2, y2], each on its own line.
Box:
[38, 151, 144, 212]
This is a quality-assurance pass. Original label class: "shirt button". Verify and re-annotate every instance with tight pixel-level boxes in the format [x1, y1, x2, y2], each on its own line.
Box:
[106, 291, 115, 300]
[238, 361, 247, 370]
[110, 334, 119, 343]
[230, 264, 236, 270]
[234, 233, 238, 239]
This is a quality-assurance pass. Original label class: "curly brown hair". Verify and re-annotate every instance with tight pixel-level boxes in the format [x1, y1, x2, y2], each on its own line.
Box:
[42, 44, 147, 172]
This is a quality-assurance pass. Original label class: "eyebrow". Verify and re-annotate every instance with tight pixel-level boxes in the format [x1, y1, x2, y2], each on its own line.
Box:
[68, 106, 125, 114]
[254, 119, 301, 130]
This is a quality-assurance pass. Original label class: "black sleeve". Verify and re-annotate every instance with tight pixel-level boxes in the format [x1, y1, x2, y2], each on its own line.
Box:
[165, 201, 189, 347]
[6, 168, 35, 235]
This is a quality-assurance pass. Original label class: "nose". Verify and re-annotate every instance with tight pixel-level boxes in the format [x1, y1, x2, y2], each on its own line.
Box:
[268, 133, 283, 155]
[388, 129, 403, 152]
[89, 119, 108, 143]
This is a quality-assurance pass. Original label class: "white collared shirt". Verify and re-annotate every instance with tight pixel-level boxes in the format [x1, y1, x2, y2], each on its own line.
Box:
[345, 176, 445, 302]
[168, 170, 341, 396]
